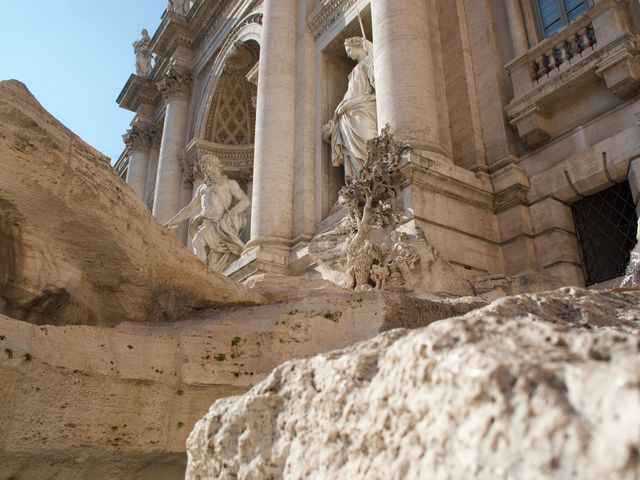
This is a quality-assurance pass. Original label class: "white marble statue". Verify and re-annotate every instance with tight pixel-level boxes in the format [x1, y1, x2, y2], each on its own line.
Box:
[169, 0, 191, 15]
[133, 29, 152, 77]
[165, 155, 250, 272]
[322, 36, 377, 179]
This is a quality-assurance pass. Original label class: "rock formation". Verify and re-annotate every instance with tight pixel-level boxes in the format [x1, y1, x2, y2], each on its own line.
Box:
[0, 289, 482, 479]
[0, 80, 260, 326]
[187, 288, 640, 480]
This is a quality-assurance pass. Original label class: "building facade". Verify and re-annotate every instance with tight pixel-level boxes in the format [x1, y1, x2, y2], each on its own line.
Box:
[115, 0, 640, 287]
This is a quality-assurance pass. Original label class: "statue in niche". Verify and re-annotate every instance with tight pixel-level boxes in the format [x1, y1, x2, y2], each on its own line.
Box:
[322, 36, 377, 179]
[168, 0, 191, 15]
[133, 29, 152, 77]
[165, 155, 250, 273]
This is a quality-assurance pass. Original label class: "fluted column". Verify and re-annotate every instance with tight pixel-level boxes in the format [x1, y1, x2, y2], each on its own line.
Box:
[371, 0, 444, 154]
[152, 68, 192, 224]
[506, 0, 529, 57]
[123, 125, 151, 198]
[249, 0, 297, 250]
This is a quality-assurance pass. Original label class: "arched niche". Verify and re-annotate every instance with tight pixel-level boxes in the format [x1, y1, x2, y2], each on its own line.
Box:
[189, 12, 262, 243]
[193, 12, 262, 140]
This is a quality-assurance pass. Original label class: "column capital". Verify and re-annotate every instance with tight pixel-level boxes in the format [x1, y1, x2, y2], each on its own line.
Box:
[157, 67, 192, 102]
[123, 125, 152, 153]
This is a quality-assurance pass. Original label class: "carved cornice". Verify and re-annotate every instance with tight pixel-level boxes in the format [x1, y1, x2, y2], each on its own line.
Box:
[181, 138, 254, 182]
[116, 74, 159, 113]
[194, 0, 261, 50]
[157, 67, 193, 101]
[308, 0, 359, 42]
[152, 11, 194, 58]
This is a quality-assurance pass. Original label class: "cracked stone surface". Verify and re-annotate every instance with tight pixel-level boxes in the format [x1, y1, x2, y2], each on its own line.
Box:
[187, 288, 640, 480]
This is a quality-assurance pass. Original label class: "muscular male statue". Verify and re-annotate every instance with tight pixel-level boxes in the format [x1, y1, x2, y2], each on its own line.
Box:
[165, 155, 250, 272]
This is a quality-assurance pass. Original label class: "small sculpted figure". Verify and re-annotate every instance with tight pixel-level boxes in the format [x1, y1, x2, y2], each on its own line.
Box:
[169, 0, 191, 15]
[165, 155, 250, 272]
[133, 29, 152, 77]
[322, 36, 377, 179]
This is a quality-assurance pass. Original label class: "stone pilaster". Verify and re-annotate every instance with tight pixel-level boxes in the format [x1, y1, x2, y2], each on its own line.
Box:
[371, 0, 446, 157]
[245, 0, 298, 271]
[152, 67, 192, 225]
[506, 0, 529, 57]
[123, 125, 152, 198]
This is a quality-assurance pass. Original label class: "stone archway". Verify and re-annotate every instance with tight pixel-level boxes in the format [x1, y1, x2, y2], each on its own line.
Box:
[187, 12, 262, 244]
[193, 12, 262, 140]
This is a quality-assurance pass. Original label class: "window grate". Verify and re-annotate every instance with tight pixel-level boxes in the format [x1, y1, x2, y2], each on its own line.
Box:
[571, 181, 638, 286]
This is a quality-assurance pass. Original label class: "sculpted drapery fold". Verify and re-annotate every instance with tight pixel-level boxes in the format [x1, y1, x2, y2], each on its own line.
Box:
[323, 37, 377, 179]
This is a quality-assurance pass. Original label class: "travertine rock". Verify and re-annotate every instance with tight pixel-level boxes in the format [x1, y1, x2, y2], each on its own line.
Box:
[187, 288, 640, 480]
[0, 289, 482, 479]
[0, 80, 260, 326]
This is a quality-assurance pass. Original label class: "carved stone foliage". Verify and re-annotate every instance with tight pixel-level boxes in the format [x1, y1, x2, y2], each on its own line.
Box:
[309, 125, 472, 295]
[122, 125, 154, 153]
[157, 67, 192, 101]
[205, 71, 257, 145]
[336, 125, 411, 290]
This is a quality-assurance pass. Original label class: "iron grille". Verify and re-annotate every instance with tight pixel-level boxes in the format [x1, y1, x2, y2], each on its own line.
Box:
[571, 181, 638, 286]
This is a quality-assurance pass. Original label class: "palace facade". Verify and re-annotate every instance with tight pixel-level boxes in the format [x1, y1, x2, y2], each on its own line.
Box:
[115, 0, 640, 288]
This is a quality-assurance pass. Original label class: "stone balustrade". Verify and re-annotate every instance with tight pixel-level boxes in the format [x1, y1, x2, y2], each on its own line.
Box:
[505, 0, 639, 148]
[529, 21, 597, 82]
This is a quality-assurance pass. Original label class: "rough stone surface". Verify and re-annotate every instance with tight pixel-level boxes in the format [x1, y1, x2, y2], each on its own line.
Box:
[187, 288, 640, 480]
[0, 290, 481, 479]
[0, 80, 260, 326]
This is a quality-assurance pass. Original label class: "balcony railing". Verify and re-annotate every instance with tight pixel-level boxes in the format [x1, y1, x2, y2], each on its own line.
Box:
[530, 22, 597, 81]
[505, 0, 639, 148]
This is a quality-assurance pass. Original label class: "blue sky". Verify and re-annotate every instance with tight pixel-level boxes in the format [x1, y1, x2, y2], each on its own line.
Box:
[0, 1, 167, 162]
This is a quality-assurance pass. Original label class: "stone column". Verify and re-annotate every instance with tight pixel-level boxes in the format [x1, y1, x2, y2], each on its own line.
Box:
[143, 129, 161, 210]
[248, 0, 297, 252]
[242, 173, 253, 244]
[371, 0, 444, 154]
[506, 0, 529, 57]
[152, 68, 192, 224]
[123, 126, 151, 198]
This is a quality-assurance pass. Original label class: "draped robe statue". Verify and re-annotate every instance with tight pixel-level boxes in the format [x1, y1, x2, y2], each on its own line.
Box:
[322, 37, 377, 179]
[133, 29, 152, 77]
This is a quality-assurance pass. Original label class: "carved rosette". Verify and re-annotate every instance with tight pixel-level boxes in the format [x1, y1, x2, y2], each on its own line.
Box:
[122, 125, 152, 153]
[157, 68, 192, 102]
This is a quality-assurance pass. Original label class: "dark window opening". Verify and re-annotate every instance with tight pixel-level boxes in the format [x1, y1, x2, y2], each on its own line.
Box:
[571, 181, 638, 286]
[536, 0, 589, 38]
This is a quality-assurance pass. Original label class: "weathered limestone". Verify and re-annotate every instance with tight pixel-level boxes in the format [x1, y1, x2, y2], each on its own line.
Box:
[187, 288, 640, 480]
[153, 68, 192, 225]
[0, 80, 260, 326]
[0, 289, 483, 479]
[248, 0, 297, 265]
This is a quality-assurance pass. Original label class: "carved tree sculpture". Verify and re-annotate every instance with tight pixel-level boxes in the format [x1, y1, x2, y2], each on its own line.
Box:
[338, 124, 414, 290]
